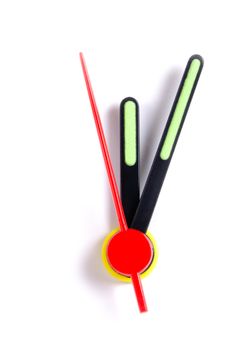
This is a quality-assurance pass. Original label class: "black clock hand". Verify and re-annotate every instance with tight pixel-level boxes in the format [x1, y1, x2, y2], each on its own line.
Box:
[120, 97, 140, 226]
[130, 55, 204, 233]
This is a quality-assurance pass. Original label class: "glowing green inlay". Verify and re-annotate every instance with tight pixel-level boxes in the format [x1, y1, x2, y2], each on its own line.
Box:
[160, 58, 201, 160]
[124, 100, 137, 166]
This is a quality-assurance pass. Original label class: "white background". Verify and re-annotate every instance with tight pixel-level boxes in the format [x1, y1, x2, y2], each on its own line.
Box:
[0, 0, 232, 349]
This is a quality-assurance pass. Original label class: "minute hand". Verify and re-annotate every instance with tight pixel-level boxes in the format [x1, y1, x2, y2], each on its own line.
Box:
[130, 55, 204, 233]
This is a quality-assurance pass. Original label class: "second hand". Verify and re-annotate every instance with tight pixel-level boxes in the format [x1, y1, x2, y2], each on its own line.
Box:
[80, 52, 148, 312]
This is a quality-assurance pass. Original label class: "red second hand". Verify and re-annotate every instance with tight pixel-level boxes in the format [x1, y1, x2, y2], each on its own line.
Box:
[80, 52, 148, 312]
[131, 273, 147, 312]
[80, 52, 127, 233]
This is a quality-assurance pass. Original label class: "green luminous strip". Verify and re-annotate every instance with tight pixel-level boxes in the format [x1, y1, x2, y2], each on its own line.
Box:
[124, 100, 137, 166]
[160, 58, 201, 160]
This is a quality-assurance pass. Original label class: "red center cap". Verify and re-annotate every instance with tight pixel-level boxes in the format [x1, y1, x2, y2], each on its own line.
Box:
[106, 228, 154, 276]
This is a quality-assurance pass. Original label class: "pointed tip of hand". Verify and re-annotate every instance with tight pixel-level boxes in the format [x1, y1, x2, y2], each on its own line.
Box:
[140, 305, 148, 313]
[139, 299, 148, 313]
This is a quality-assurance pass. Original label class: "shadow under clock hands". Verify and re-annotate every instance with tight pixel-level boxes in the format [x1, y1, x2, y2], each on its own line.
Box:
[83, 238, 118, 285]
[82, 237, 120, 313]
[140, 69, 182, 185]
[81, 106, 121, 314]
[106, 105, 120, 231]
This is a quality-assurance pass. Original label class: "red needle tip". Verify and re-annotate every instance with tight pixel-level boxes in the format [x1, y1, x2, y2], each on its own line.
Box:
[131, 273, 147, 312]
[80, 52, 128, 233]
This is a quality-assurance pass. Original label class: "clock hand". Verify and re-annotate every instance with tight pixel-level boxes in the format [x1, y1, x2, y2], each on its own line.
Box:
[120, 98, 140, 226]
[130, 55, 204, 233]
[119, 97, 157, 279]
[80, 52, 128, 233]
[80, 53, 151, 312]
